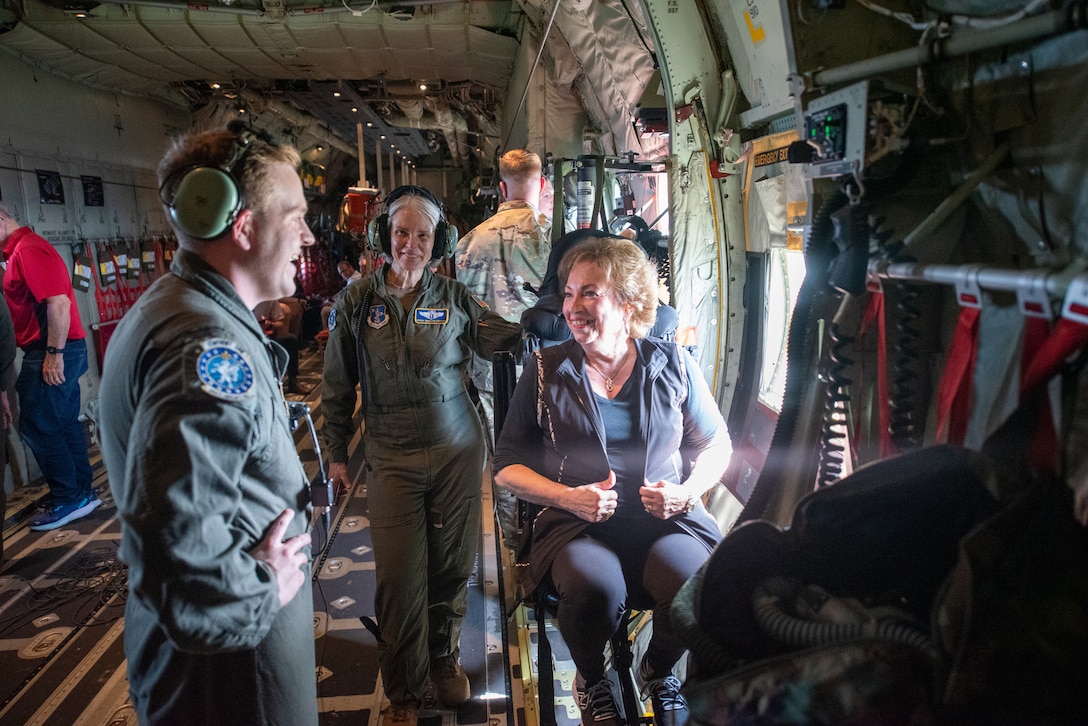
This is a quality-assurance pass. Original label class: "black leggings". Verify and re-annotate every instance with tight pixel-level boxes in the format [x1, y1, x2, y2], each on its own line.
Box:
[548, 521, 710, 682]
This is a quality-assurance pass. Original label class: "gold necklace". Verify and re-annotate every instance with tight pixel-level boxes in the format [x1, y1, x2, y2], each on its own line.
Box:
[586, 344, 631, 393]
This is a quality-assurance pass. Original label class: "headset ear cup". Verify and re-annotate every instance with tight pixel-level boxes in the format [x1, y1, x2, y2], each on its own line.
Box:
[442, 223, 459, 258]
[432, 220, 448, 260]
[427, 221, 458, 259]
[368, 214, 391, 255]
[169, 167, 242, 240]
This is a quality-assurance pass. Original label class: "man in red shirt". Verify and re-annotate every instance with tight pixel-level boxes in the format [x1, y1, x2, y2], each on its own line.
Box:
[0, 294, 15, 563]
[0, 201, 98, 530]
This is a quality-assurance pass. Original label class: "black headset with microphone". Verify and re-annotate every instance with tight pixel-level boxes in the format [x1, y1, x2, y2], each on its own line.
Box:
[367, 185, 458, 259]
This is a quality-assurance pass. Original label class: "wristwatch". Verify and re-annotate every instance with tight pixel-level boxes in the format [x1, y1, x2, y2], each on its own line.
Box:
[46, 346, 65, 355]
[685, 491, 698, 513]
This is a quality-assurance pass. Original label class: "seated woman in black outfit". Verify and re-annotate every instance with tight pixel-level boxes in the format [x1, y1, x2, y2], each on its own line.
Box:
[493, 235, 732, 726]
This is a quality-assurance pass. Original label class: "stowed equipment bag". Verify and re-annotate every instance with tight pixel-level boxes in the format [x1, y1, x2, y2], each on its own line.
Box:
[673, 428, 1088, 724]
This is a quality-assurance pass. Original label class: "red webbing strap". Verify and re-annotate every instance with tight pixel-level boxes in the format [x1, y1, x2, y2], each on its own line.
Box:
[110, 244, 136, 313]
[935, 305, 981, 445]
[154, 238, 167, 277]
[1019, 315, 1055, 473]
[92, 240, 124, 322]
[1020, 316, 1052, 389]
[1021, 316, 1088, 392]
[1020, 314, 1088, 476]
[855, 290, 894, 457]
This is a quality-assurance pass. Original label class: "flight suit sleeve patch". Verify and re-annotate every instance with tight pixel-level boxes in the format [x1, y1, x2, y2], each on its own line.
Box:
[195, 338, 255, 401]
[471, 293, 489, 310]
[328, 308, 337, 331]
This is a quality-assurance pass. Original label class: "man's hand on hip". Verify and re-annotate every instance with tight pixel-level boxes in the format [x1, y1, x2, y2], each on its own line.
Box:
[251, 509, 311, 608]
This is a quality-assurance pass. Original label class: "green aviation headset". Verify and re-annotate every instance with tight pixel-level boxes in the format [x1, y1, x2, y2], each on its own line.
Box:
[367, 185, 458, 259]
[159, 130, 255, 240]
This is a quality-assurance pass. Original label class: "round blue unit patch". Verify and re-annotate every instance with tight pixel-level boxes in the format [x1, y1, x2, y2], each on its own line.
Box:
[196, 339, 255, 401]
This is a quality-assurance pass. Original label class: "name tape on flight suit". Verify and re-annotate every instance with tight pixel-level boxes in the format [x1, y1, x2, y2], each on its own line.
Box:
[415, 308, 449, 324]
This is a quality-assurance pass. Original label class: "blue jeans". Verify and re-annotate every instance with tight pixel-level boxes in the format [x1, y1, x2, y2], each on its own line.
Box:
[16, 339, 93, 506]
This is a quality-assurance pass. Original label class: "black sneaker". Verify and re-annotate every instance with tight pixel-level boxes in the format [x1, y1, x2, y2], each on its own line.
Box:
[636, 658, 688, 726]
[573, 672, 622, 726]
[285, 379, 311, 395]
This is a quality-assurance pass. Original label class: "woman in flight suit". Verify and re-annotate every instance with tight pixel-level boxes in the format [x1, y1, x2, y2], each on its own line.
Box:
[322, 186, 521, 726]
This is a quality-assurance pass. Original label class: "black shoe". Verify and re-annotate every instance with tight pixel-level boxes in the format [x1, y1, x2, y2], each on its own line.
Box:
[573, 672, 622, 726]
[285, 380, 310, 395]
[636, 658, 688, 726]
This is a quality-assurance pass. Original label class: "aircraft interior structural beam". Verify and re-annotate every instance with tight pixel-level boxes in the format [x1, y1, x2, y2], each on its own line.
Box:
[813, 6, 1087, 89]
[870, 259, 1088, 314]
[901, 142, 1009, 250]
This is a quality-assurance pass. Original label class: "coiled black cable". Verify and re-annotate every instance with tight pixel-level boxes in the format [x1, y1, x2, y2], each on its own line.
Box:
[890, 282, 922, 451]
[733, 189, 847, 527]
[817, 322, 855, 488]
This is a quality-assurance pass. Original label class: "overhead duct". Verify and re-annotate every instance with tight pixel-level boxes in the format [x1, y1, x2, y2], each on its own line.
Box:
[378, 99, 475, 166]
[95, 0, 261, 15]
[381, 102, 469, 134]
[238, 89, 358, 158]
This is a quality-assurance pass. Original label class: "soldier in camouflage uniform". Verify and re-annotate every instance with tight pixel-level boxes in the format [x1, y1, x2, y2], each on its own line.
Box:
[454, 149, 551, 548]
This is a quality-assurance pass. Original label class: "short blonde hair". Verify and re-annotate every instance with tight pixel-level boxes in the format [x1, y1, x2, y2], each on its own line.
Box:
[498, 149, 543, 186]
[558, 235, 658, 339]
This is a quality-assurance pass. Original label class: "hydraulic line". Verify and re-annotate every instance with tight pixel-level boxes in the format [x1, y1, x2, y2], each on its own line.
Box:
[752, 576, 937, 658]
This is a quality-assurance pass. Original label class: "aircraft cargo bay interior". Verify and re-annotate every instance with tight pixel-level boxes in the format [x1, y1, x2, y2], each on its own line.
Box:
[4, 1, 1088, 725]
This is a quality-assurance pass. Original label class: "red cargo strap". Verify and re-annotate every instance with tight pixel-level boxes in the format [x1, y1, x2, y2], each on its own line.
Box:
[935, 303, 981, 446]
[1019, 316, 1052, 389]
[1019, 315, 1056, 473]
[91, 240, 124, 322]
[1020, 299, 1088, 475]
[1022, 317, 1088, 393]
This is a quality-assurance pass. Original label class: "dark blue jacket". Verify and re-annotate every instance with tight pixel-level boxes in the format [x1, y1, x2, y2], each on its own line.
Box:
[493, 336, 726, 595]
